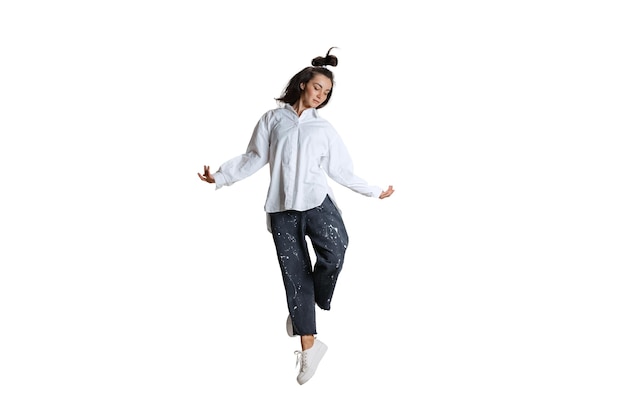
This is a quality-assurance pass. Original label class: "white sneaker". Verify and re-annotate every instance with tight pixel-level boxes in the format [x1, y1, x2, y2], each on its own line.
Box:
[294, 339, 328, 385]
[286, 315, 296, 337]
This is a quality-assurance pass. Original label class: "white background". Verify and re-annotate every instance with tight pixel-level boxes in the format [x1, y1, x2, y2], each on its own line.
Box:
[1, 1, 625, 417]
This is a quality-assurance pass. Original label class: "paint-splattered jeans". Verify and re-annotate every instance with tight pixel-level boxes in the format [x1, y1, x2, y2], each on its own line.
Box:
[269, 195, 349, 336]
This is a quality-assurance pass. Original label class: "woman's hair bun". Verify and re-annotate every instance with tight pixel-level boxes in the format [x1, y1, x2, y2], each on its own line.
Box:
[311, 47, 338, 67]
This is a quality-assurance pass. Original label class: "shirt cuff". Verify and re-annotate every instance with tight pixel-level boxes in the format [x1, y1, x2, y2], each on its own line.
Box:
[213, 172, 226, 190]
[371, 186, 384, 198]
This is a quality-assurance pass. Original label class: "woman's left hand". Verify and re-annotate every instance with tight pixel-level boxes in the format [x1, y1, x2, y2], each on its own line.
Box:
[379, 185, 394, 199]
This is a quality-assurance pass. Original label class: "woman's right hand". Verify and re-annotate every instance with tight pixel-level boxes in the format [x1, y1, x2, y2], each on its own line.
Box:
[197, 165, 215, 184]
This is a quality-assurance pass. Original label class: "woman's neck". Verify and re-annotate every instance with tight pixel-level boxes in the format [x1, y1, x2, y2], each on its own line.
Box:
[292, 103, 303, 117]
[292, 100, 311, 117]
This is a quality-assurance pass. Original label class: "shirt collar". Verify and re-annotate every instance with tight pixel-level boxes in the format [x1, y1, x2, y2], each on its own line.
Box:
[285, 104, 319, 119]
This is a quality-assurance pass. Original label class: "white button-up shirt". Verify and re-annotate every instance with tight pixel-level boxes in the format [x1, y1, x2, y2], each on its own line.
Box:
[213, 104, 383, 213]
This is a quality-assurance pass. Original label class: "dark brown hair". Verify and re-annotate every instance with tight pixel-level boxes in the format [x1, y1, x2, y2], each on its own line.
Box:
[276, 47, 338, 109]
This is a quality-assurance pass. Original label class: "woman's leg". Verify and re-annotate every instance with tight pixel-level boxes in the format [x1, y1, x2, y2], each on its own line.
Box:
[269, 210, 318, 338]
[305, 196, 349, 311]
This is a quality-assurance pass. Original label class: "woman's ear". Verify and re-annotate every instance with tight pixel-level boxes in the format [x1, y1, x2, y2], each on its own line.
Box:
[300, 82, 305, 90]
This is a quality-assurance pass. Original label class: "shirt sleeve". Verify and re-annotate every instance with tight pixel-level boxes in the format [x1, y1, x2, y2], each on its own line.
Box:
[213, 114, 271, 189]
[321, 125, 383, 198]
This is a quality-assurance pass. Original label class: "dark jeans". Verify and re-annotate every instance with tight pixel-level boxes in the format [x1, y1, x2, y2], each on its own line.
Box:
[269, 195, 349, 336]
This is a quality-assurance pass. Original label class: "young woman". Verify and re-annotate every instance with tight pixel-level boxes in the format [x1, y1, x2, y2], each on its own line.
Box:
[197, 48, 394, 384]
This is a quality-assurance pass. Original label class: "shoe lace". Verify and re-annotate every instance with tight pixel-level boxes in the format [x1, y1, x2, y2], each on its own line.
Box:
[294, 350, 308, 372]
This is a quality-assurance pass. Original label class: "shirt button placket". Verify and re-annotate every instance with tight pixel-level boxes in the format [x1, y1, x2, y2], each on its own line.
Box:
[284, 124, 297, 209]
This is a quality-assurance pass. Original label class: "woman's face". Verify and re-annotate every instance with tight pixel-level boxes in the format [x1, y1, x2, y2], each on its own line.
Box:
[300, 74, 332, 109]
